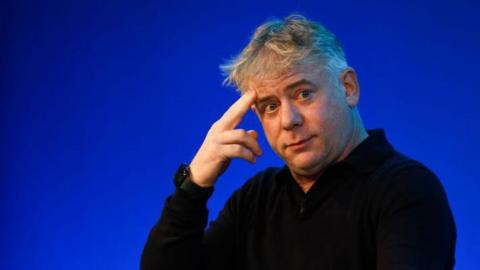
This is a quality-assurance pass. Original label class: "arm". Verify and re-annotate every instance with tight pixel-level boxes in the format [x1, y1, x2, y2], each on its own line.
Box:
[376, 166, 456, 270]
[140, 188, 212, 270]
[140, 91, 260, 270]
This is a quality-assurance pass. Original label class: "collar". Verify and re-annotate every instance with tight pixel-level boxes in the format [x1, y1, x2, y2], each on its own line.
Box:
[339, 129, 395, 174]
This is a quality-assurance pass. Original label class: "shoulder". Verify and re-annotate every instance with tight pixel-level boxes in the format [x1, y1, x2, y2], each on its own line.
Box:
[374, 151, 428, 176]
[370, 154, 456, 269]
[369, 150, 453, 222]
[371, 151, 443, 191]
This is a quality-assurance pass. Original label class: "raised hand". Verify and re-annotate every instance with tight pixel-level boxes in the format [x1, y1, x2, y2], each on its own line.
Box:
[189, 90, 262, 187]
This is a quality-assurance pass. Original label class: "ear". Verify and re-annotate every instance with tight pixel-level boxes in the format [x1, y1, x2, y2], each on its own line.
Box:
[340, 67, 360, 108]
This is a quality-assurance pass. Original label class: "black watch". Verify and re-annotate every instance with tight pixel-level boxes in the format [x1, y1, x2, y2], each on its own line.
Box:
[173, 163, 213, 197]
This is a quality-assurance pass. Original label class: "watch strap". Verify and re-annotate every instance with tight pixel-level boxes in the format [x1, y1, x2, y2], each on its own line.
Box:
[174, 163, 213, 198]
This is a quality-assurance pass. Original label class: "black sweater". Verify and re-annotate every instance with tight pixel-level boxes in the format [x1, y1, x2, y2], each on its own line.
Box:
[141, 130, 456, 270]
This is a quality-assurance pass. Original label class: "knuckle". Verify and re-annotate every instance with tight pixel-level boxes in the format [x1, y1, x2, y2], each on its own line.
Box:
[211, 121, 220, 130]
[232, 128, 245, 139]
[233, 144, 243, 153]
[235, 129, 246, 137]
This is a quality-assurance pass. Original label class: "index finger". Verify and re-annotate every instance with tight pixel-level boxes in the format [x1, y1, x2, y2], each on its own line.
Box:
[218, 90, 257, 130]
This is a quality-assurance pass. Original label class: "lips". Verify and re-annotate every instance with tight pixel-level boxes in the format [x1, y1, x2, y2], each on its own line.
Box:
[286, 136, 313, 148]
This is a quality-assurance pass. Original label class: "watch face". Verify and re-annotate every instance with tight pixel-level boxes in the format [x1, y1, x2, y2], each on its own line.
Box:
[173, 163, 213, 197]
[174, 163, 189, 187]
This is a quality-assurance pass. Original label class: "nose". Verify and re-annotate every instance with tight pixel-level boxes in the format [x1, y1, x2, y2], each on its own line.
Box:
[281, 101, 303, 130]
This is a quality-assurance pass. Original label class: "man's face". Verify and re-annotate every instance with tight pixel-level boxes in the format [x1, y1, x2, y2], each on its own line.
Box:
[251, 64, 358, 179]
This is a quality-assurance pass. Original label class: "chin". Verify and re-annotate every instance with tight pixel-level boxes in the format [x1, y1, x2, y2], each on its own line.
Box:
[287, 152, 325, 176]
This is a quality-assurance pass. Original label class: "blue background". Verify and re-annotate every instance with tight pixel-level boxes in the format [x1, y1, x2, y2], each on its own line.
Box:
[3, 0, 479, 269]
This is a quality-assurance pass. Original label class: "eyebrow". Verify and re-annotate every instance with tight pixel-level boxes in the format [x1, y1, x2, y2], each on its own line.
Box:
[255, 79, 315, 105]
[285, 79, 315, 92]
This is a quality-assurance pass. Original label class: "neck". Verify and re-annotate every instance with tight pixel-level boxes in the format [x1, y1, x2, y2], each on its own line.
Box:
[296, 180, 316, 193]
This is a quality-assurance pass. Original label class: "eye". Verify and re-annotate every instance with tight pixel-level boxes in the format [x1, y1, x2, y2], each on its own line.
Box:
[297, 89, 313, 100]
[263, 102, 279, 114]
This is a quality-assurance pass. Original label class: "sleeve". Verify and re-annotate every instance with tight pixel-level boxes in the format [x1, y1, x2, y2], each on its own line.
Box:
[375, 165, 456, 270]
[140, 185, 245, 270]
[140, 188, 212, 270]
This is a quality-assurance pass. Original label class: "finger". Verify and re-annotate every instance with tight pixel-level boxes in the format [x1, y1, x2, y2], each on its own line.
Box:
[246, 130, 261, 155]
[222, 144, 256, 163]
[247, 129, 258, 141]
[218, 129, 262, 156]
[218, 90, 256, 130]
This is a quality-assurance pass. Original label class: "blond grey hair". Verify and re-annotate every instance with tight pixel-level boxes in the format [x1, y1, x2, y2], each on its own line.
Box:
[220, 14, 348, 92]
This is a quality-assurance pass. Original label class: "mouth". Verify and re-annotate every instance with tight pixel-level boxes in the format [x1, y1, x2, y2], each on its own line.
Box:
[286, 136, 313, 149]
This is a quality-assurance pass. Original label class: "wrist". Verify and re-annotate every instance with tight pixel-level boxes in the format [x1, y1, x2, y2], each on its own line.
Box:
[173, 163, 214, 198]
[189, 162, 215, 188]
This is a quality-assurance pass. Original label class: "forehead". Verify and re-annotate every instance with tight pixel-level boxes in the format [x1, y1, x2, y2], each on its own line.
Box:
[248, 64, 329, 96]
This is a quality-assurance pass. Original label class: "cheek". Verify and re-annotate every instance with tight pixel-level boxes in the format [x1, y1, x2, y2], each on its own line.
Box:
[311, 99, 340, 125]
[260, 120, 281, 150]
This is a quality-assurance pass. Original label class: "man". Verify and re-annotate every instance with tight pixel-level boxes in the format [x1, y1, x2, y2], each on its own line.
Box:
[141, 14, 456, 270]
